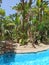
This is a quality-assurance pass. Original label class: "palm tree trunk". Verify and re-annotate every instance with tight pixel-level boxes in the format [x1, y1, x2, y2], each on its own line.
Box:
[29, 0, 32, 8]
[20, 0, 25, 31]
[39, 0, 43, 22]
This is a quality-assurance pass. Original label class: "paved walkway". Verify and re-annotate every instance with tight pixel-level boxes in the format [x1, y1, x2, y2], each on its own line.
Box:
[14, 43, 49, 53]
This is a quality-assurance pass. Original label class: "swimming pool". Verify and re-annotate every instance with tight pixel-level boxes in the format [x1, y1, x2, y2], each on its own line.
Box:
[0, 50, 49, 65]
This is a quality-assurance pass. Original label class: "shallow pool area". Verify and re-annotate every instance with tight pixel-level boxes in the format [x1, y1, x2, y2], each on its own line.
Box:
[0, 50, 49, 65]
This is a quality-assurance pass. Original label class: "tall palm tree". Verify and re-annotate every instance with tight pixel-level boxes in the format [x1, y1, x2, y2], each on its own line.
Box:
[39, 0, 43, 22]
[36, 0, 43, 22]
[36, 0, 49, 22]
[20, 0, 25, 31]
[0, 8, 5, 40]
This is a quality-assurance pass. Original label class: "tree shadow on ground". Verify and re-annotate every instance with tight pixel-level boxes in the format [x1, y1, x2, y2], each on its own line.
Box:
[3, 52, 15, 65]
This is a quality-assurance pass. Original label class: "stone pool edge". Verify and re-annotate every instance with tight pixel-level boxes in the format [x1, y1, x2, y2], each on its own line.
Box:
[14, 45, 49, 54]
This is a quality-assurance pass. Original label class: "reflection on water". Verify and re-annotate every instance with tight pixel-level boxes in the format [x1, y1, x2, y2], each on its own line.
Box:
[0, 52, 15, 65]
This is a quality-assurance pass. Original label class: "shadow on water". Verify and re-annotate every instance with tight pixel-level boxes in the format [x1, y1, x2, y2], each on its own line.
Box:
[3, 52, 16, 65]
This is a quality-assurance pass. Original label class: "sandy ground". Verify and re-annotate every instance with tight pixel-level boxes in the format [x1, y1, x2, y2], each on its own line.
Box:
[13, 43, 49, 53]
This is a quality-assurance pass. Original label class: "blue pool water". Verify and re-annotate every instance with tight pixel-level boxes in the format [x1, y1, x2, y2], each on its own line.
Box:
[0, 50, 49, 65]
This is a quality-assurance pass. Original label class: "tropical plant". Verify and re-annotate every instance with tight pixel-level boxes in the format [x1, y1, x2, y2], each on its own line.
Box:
[0, 8, 5, 41]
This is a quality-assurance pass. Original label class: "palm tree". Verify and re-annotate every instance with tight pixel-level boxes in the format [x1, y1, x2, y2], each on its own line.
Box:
[29, 0, 32, 8]
[39, 0, 43, 22]
[36, 0, 49, 22]
[36, 0, 43, 22]
[0, 8, 5, 41]
[20, 0, 25, 31]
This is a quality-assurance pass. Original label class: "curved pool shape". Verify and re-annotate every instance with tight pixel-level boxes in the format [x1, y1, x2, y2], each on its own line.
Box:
[0, 50, 49, 65]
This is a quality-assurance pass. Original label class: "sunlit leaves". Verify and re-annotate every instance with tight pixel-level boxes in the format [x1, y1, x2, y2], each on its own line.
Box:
[44, 7, 49, 13]
[0, 8, 5, 16]
[36, 0, 41, 7]
[12, 3, 22, 11]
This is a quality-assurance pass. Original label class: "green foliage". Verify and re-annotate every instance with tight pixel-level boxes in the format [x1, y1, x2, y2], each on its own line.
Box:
[0, 0, 49, 46]
[19, 32, 28, 45]
[36, 0, 41, 7]
[0, 8, 5, 16]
